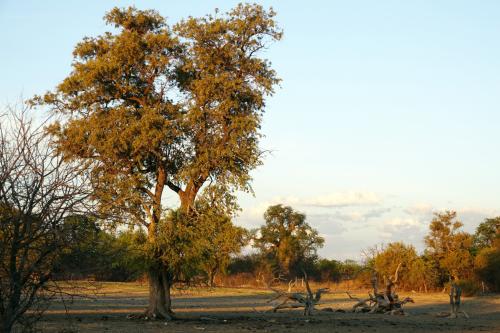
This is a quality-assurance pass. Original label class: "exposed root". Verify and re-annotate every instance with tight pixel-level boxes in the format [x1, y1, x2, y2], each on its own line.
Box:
[127, 308, 175, 321]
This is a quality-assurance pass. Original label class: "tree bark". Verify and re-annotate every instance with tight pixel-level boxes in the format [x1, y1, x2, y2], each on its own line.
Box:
[145, 264, 173, 320]
[209, 267, 218, 288]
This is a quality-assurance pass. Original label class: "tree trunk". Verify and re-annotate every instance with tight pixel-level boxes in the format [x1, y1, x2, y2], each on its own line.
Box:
[145, 264, 173, 320]
[209, 268, 217, 288]
[179, 189, 198, 214]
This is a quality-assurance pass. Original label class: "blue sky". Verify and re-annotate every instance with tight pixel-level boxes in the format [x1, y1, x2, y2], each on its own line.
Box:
[1, 1, 499, 259]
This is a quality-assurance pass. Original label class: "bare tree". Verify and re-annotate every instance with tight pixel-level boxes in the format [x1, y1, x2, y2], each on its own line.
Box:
[0, 106, 91, 333]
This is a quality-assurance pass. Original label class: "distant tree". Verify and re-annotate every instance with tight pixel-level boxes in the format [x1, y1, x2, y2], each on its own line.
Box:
[200, 216, 247, 287]
[33, 4, 281, 318]
[0, 109, 90, 333]
[339, 259, 363, 280]
[315, 259, 341, 282]
[254, 204, 324, 278]
[227, 254, 261, 275]
[372, 242, 417, 288]
[474, 218, 500, 291]
[55, 215, 101, 279]
[55, 222, 148, 282]
[424, 211, 474, 282]
[370, 242, 437, 291]
[473, 217, 500, 251]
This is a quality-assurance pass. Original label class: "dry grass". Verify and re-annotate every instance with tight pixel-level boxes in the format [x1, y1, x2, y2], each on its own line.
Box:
[29, 282, 500, 333]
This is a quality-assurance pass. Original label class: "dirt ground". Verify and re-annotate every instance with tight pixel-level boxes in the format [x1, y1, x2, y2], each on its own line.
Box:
[35, 282, 500, 333]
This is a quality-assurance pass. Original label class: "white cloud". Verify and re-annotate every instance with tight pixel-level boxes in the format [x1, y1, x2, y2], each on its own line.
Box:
[374, 216, 428, 248]
[404, 203, 434, 216]
[384, 217, 423, 227]
[304, 191, 382, 208]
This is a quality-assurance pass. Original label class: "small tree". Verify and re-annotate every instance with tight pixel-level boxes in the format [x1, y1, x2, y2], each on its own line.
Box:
[0, 109, 90, 333]
[195, 187, 247, 287]
[254, 204, 324, 278]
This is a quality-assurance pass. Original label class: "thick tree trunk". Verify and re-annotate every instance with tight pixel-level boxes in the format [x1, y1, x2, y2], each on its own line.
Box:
[145, 264, 173, 320]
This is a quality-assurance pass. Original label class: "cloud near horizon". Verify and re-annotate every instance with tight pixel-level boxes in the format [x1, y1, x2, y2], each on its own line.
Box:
[236, 191, 384, 227]
[235, 194, 499, 260]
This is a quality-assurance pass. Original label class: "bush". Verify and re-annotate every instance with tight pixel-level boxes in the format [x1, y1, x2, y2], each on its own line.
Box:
[475, 246, 500, 292]
[444, 279, 482, 296]
[458, 279, 482, 296]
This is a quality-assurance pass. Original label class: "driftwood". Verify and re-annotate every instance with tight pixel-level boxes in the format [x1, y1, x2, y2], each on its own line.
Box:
[347, 263, 414, 315]
[266, 271, 329, 316]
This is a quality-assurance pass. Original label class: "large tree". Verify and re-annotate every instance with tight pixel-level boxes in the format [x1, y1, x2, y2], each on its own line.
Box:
[254, 204, 324, 278]
[34, 4, 281, 319]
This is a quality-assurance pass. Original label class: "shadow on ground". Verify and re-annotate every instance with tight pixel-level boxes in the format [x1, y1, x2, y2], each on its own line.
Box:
[37, 290, 500, 333]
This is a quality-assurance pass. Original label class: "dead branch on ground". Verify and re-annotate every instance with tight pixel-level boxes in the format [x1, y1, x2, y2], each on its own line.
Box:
[265, 270, 329, 316]
[347, 263, 414, 315]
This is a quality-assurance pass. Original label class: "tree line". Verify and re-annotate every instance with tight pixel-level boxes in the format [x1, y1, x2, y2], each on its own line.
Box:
[53, 205, 500, 295]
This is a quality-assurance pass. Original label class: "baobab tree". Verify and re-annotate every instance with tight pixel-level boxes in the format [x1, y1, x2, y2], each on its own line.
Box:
[33, 4, 281, 319]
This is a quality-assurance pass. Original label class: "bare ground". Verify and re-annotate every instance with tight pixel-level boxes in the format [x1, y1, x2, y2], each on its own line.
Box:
[34, 282, 500, 333]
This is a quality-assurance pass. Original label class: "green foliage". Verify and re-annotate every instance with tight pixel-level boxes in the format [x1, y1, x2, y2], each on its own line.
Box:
[474, 226, 500, 291]
[456, 279, 482, 297]
[32, 4, 281, 309]
[151, 210, 207, 282]
[473, 217, 500, 252]
[33, 3, 282, 227]
[198, 215, 246, 284]
[227, 254, 262, 275]
[314, 259, 342, 282]
[254, 204, 324, 277]
[56, 216, 148, 281]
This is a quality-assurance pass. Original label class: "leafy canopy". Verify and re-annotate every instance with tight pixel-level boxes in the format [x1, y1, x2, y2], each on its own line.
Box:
[33, 4, 282, 231]
[424, 211, 474, 280]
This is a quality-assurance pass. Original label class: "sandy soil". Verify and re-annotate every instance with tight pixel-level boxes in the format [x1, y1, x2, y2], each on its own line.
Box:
[34, 283, 500, 333]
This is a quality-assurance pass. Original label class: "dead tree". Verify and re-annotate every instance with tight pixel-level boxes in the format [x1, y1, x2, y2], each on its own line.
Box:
[436, 279, 469, 319]
[448, 282, 469, 318]
[266, 271, 329, 316]
[347, 263, 414, 315]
